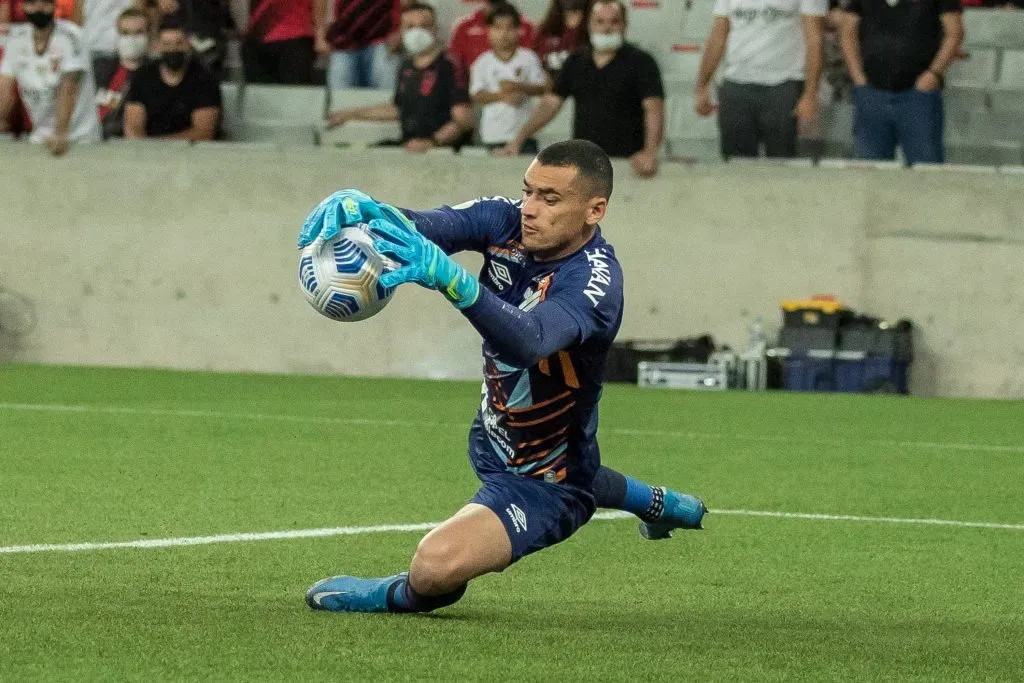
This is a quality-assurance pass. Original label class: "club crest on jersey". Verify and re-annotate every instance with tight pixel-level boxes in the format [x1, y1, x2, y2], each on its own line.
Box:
[519, 274, 552, 312]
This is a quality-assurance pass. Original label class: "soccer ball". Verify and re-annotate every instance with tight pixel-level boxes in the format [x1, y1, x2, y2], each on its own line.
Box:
[298, 224, 395, 322]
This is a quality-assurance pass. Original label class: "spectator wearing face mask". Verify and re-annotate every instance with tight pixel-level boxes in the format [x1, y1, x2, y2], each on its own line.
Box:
[73, 0, 145, 78]
[0, 0, 101, 154]
[0, 0, 75, 23]
[145, 0, 234, 78]
[499, 0, 664, 178]
[123, 17, 220, 140]
[533, 0, 587, 78]
[449, 0, 535, 70]
[94, 5, 146, 137]
[325, 2, 473, 153]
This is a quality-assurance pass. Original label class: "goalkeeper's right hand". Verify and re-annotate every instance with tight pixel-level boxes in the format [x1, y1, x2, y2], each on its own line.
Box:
[298, 189, 416, 248]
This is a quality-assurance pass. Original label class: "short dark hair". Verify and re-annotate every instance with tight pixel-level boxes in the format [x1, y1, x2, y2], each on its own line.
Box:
[401, 2, 436, 17]
[536, 139, 613, 200]
[117, 6, 149, 30]
[589, 0, 627, 23]
[487, 2, 521, 26]
[157, 16, 186, 34]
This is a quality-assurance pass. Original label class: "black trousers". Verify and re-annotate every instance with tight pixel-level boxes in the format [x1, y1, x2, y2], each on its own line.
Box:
[717, 79, 803, 159]
[242, 36, 314, 84]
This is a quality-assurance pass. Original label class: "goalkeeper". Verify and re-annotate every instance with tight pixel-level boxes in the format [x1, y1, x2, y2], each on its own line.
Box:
[300, 140, 706, 614]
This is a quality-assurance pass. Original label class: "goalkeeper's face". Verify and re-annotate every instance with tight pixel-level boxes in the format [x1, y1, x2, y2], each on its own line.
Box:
[520, 161, 608, 260]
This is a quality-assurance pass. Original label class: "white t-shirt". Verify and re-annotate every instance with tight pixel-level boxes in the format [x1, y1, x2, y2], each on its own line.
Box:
[0, 21, 101, 143]
[82, 0, 136, 55]
[713, 0, 827, 85]
[470, 47, 547, 145]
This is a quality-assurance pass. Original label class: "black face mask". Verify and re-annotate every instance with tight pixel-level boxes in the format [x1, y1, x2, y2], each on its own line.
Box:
[25, 11, 55, 29]
[161, 51, 187, 71]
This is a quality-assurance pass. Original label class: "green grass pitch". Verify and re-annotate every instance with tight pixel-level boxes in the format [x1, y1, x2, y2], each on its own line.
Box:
[1, 364, 1023, 681]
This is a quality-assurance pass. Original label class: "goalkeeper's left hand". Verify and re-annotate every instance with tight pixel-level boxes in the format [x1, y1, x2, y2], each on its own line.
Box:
[368, 218, 480, 310]
[298, 189, 415, 248]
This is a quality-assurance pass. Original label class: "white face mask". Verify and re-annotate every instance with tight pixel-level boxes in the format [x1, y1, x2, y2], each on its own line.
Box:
[590, 32, 623, 52]
[117, 35, 148, 61]
[402, 27, 435, 56]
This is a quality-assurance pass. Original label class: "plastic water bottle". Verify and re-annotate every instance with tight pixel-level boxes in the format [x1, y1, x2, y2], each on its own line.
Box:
[748, 316, 767, 356]
[745, 316, 769, 391]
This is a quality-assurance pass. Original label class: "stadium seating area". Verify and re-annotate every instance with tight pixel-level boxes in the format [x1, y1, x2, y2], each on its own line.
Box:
[209, 5, 1024, 166]
[2, 1, 1023, 164]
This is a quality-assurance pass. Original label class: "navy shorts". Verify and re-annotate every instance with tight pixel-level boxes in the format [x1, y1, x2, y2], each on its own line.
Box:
[470, 472, 596, 563]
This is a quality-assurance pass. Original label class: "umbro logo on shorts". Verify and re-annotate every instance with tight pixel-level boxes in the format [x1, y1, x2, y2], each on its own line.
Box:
[506, 504, 528, 533]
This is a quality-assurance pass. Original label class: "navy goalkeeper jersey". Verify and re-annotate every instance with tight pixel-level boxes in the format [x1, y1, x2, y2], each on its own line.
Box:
[403, 197, 624, 488]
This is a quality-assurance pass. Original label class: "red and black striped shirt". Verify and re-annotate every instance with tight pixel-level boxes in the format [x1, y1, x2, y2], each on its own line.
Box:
[326, 0, 399, 51]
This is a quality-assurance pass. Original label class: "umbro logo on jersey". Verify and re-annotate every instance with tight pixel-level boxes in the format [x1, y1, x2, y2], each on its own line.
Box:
[488, 261, 513, 290]
[506, 504, 528, 533]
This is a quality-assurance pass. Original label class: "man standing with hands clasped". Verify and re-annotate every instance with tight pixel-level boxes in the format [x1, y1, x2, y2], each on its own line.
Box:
[837, 0, 963, 165]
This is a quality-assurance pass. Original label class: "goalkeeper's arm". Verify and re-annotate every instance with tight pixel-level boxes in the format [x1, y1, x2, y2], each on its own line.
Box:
[371, 218, 579, 367]
[460, 289, 580, 368]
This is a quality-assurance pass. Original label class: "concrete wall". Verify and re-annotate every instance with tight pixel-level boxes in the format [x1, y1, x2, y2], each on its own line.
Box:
[1, 142, 1022, 398]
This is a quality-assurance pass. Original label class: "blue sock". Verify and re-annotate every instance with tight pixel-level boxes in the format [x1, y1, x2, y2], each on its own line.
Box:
[591, 466, 664, 521]
[622, 475, 655, 516]
[386, 575, 467, 613]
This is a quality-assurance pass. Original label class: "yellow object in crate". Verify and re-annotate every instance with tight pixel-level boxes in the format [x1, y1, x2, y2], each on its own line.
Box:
[781, 296, 847, 327]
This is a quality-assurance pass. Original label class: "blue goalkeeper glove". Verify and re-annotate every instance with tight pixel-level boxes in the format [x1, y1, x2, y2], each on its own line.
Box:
[297, 189, 415, 248]
[368, 218, 480, 309]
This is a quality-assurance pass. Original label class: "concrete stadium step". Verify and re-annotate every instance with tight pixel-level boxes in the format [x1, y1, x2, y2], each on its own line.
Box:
[964, 8, 1024, 50]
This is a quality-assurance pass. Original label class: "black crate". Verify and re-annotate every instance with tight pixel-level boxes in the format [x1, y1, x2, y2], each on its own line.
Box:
[782, 308, 851, 329]
[839, 320, 914, 361]
[778, 326, 839, 354]
[605, 336, 716, 383]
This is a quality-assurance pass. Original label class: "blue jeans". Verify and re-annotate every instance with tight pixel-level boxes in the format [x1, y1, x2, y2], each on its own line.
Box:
[852, 84, 944, 165]
[327, 42, 398, 90]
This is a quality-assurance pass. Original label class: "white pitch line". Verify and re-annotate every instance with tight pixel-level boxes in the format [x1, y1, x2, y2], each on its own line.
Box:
[713, 509, 1024, 531]
[1, 510, 1021, 556]
[0, 512, 627, 555]
[2, 401, 1023, 455]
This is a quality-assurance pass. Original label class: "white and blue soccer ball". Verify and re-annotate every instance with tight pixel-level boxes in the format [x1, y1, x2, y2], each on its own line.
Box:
[298, 224, 394, 322]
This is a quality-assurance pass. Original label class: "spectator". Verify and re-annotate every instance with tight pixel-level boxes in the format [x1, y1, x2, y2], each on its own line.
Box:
[470, 2, 547, 153]
[145, 0, 233, 77]
[533, 0, 586, 78]
[94, 5, 146, 138]
[74, 0, 144, 77]
[0, 0, 101, 154]
[0, 0, 35, 136]
[694, 0, 826, 160]
[123, 17, 220, 140]
[319, 0, 401, 91]
[0, 0, 75, 22]
[243, 0, 315, 84]
[838, 0, 964, 164]
[325, 2, 472, 153]
[499, 0, 664, 178]
[449, 0, 535, 70]
[822, 0, 852, 103]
